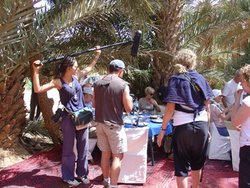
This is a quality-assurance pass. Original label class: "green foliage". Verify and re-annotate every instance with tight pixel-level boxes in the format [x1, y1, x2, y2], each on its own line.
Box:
[24, 78, 32, 90]
[4, 0, 250, 94]
[201, 69, 225, 89]
[125, 66, 152, 98]
[180, 0, 250, 82]
[236, 42, 250, 67]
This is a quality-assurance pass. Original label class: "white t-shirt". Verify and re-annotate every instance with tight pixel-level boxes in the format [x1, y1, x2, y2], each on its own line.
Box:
[222, 79, 242, 107]
[173, 109, 208, 126]
[239, 96, 250, 147]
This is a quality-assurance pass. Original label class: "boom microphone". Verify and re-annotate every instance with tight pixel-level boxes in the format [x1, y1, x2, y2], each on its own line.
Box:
[39, 30, 142, 65]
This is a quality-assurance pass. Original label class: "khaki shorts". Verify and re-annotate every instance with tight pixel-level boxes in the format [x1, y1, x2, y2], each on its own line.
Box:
[96, 122, 127, 154]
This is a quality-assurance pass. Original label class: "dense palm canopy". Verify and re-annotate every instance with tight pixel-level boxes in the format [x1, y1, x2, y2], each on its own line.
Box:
[182, 1, 250, 76]
[0, 0, 160, 148]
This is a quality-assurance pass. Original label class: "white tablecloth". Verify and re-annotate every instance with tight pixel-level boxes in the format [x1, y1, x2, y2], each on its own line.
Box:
[118, 127, 149, 184]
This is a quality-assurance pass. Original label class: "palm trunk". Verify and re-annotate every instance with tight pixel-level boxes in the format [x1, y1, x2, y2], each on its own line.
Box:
[29, 57, 62, 145]
[37, 89, 62, 145]
[151, 0, 184, 96]
[0, 64, 27, 149]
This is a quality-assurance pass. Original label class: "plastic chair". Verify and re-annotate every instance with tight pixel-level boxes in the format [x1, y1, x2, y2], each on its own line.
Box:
[225, 121, 240, 171]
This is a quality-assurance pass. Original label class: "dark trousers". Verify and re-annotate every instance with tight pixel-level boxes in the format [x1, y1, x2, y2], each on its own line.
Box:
[239, 145, 250, 188]
[29, 88, 40, 120]
[173, 121, 208, 177]
[61, 116, 89, 181]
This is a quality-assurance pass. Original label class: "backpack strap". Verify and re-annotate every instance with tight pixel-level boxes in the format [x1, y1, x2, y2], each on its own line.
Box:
[176, 72, 205, 120]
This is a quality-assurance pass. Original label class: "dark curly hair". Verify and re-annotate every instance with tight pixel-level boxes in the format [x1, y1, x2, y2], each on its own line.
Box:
[54, 56, 76, 78]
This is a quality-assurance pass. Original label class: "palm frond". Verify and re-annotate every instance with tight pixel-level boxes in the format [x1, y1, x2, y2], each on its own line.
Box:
[0, 1, 38, 49]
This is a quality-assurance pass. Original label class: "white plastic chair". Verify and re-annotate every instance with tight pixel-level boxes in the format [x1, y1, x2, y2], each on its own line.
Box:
[208, 122, 231, 161]
[225, 121, 240, 171]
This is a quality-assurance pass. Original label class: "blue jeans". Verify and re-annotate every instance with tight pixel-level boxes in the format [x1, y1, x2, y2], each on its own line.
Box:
[61, 116, 89, 181]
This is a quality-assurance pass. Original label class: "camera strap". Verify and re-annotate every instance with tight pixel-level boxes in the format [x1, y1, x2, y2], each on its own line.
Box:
[64, 107, 74, 116]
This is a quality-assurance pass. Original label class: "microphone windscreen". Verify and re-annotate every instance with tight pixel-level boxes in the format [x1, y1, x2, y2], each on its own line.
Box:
[131, 30, 142, 57]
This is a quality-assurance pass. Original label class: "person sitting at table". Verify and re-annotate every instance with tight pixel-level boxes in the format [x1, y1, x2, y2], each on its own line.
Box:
[83, 86, 93, 109]
[210, 89, 231, 137]
[82, 86, 96, 136]
[157, 49, 213, 188]
[138, 86, 161, 114]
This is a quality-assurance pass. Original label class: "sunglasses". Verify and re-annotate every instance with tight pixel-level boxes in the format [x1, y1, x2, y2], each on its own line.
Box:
[149, 93, 154, 96]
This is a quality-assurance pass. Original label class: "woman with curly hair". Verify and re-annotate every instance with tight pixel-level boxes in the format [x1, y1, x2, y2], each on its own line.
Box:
[157, 49, 213, 188]
[231, 64, 250, 188]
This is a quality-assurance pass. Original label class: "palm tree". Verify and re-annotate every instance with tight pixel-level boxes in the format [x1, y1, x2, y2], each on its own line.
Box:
[0, 0, 158, 149]
[181, 0, 250, 76]
[135, 0, 185, 98]
[0, 0, 38, 149]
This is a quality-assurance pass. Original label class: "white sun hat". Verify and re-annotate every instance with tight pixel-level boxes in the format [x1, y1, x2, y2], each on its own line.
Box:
[83, 87, 93, 96]
[212, 89, 222, 98]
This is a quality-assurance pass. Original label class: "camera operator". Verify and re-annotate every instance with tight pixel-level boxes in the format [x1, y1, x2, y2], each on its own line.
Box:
[32, 46, 101, 187]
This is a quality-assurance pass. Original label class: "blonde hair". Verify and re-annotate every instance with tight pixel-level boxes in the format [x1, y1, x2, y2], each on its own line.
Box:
[144, 86, 155, 95]
[240, 65, 250, 83]
[173, 49, 197, 74]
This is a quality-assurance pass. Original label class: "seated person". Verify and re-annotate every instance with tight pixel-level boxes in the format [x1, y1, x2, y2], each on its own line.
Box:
[80, 74, 102, 87]
[83, 86, 93, 110]
[83, 86, 96, 138]
[138, 86, 161, 114]
[211, 89, 231, 136]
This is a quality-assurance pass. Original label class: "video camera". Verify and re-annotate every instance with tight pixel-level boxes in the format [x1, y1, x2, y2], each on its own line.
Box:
[51, 108, 64, 123]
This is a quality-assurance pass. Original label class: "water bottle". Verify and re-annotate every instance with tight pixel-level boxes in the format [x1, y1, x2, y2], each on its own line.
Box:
[133, 98, 139, 113]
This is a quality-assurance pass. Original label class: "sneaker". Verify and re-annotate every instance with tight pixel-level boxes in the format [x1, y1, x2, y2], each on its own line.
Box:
[63, 179, 81, 187]
[78, 176, 90, 184]
[103, 179, 110, 188]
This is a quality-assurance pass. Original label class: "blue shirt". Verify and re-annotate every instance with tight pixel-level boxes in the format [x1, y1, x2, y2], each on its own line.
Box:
[59, 76, 84, 112]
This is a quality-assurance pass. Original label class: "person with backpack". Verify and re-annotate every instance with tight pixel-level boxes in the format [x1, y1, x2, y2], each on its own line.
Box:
[157, 49, 213, 188]
[231, 64, 250, 188]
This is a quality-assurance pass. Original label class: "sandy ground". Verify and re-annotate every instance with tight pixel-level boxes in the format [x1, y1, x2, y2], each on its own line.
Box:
[0, 146, 31, 170]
